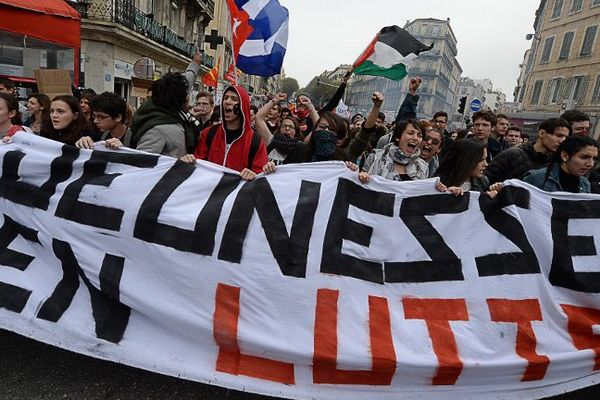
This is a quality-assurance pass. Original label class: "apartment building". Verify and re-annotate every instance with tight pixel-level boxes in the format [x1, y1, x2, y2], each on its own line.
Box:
[74, 0, 215, 104]
[522, 0, 600, 119]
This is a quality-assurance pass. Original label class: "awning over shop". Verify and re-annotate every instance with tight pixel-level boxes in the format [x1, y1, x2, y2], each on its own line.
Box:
[0, 0, 81, 49]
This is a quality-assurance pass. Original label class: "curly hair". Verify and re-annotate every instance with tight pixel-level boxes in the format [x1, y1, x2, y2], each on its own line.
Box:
[151, 72, 189, 112]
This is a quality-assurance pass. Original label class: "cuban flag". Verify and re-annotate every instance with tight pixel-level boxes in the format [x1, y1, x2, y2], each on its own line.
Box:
[226, 0, 289, 76]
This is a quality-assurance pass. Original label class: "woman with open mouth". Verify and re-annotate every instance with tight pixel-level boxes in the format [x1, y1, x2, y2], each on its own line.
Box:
[360, 118, 428, 182]
[523, 135, 599, 194]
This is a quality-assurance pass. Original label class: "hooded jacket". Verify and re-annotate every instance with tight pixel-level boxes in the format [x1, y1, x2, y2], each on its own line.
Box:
[194, 85, 267, 173]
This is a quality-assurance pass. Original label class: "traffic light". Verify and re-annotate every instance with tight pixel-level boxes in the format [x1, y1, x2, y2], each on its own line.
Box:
[457, 96, 467, 114]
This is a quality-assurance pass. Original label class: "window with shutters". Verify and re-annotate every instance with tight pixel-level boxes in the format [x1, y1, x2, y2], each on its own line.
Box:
[569, 76, 589, 102]
[518, 84, 527, 102]
[531, 80, 544, 105]
[569, 0, 583, 13]
[540, 36, 555, 63]
[580, 26, 598, 56]
[551, 0, 564, 19]
[591, 76, 600, 104]
[547, 78, 564, 103]
[559, 31, 575, 59]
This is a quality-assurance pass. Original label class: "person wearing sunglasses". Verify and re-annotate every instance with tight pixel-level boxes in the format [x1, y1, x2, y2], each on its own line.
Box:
[419, 127, 443, 177]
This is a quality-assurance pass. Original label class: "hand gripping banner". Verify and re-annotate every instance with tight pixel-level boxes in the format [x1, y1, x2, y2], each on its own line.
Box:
[2, 134, 600, 399]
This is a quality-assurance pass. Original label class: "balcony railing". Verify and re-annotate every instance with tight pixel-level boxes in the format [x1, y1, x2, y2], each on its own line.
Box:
[73, 0, 214, 67]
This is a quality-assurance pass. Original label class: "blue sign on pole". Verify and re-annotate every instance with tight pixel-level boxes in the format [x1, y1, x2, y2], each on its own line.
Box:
[470, 99, 482, 112]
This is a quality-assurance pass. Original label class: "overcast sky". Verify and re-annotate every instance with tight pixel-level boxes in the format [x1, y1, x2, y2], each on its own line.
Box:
[277, 0, 540, 101]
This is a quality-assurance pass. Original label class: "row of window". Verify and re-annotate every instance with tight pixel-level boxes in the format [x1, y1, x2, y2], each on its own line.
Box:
[540, 24, 598, 63]
[529, 74, 600, 105]
[550, 0, 600, 20]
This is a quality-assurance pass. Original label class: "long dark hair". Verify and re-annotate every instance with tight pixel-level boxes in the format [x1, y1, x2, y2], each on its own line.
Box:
[41, 95, 88, 145]
[0, 92, 21, 125]
[544, 135, 599, 182]
[435, 139, 486, 187]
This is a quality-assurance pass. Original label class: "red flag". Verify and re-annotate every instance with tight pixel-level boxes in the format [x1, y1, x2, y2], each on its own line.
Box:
[225, 0, 254, 61]
[203, 57, 220, 88]
[225, 64, 241, 85]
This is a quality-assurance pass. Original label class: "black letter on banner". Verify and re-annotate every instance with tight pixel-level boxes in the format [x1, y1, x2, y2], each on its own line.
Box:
[0, 215, 40, 312]
[476, 186, 540, 276]
[55, 151, 158, 231]
[549, 199, 600, 293]
[0, 146, 79, 210]
[37, 240, 130, 343]
[219, 177, 320, 277]
[134, 162, 240, 255]
[385, 194, 468, 283]
[320, 179, 395, 284]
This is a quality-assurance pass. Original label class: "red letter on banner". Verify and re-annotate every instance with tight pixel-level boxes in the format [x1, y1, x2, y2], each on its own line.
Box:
[487, 299, 549, 381]
[212, 283, 295, 384]
[313, 288, 396, 385]
[562, 304, 600, 370]
[402, 298, 468, 385]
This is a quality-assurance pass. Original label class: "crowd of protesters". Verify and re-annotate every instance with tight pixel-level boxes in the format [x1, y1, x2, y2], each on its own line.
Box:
[0, 53, 598, 196]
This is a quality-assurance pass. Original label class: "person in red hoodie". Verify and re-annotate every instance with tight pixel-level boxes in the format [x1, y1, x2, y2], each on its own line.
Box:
[190, 85, 267, 180]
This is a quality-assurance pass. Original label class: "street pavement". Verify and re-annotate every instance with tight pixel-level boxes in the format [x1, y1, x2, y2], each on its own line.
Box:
[0, 329, 597, 399]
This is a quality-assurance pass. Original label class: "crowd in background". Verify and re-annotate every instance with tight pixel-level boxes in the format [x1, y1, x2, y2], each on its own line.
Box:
[0, 54, 597, 196]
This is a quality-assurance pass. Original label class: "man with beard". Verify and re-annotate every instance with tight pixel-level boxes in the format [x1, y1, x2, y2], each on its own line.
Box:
[560, 109, 591, 137]
[193, 85, 268, 179]
[488, 113, 510, 158]
[419, 127, 443, 177]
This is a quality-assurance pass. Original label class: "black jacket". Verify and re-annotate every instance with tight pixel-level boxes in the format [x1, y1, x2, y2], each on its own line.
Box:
[484, 142, 550, 184]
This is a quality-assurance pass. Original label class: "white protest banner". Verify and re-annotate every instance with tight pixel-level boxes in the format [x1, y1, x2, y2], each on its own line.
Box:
[2, 134, 600, 400]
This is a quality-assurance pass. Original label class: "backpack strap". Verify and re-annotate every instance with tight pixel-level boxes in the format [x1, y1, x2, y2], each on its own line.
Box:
[204, 124, 220, 154]
[247, 130, 262, 170]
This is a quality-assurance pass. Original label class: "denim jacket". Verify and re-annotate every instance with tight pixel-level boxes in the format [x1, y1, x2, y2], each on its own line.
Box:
[523, 164, 591, 193]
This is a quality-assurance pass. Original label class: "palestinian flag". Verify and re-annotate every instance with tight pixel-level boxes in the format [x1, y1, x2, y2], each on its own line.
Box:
[353, 25, 433, 81]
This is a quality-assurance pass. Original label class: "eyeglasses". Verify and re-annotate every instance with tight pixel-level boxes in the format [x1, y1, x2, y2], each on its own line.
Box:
[281, 124, 296, 131]
[316, 123, 330, 131]
[432, 119, 447, 125]
[423, 135, 441, 145]
[93, 113, 111, 120]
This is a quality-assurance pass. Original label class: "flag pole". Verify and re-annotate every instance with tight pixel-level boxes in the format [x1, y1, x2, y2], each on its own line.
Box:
[225, 3, 239, 86]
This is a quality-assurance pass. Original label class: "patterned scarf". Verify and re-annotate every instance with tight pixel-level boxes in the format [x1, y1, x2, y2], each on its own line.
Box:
[312, 130, 337, 161]
[269, 133, 298, 155]
[388, 143, 421, 165]
[366, 143, 428, 181]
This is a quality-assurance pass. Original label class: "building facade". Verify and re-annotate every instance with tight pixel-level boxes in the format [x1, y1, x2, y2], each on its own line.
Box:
[74, 0, 215, 105]
[519, 0, 600, 137]
[346, 18, 462, 124]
